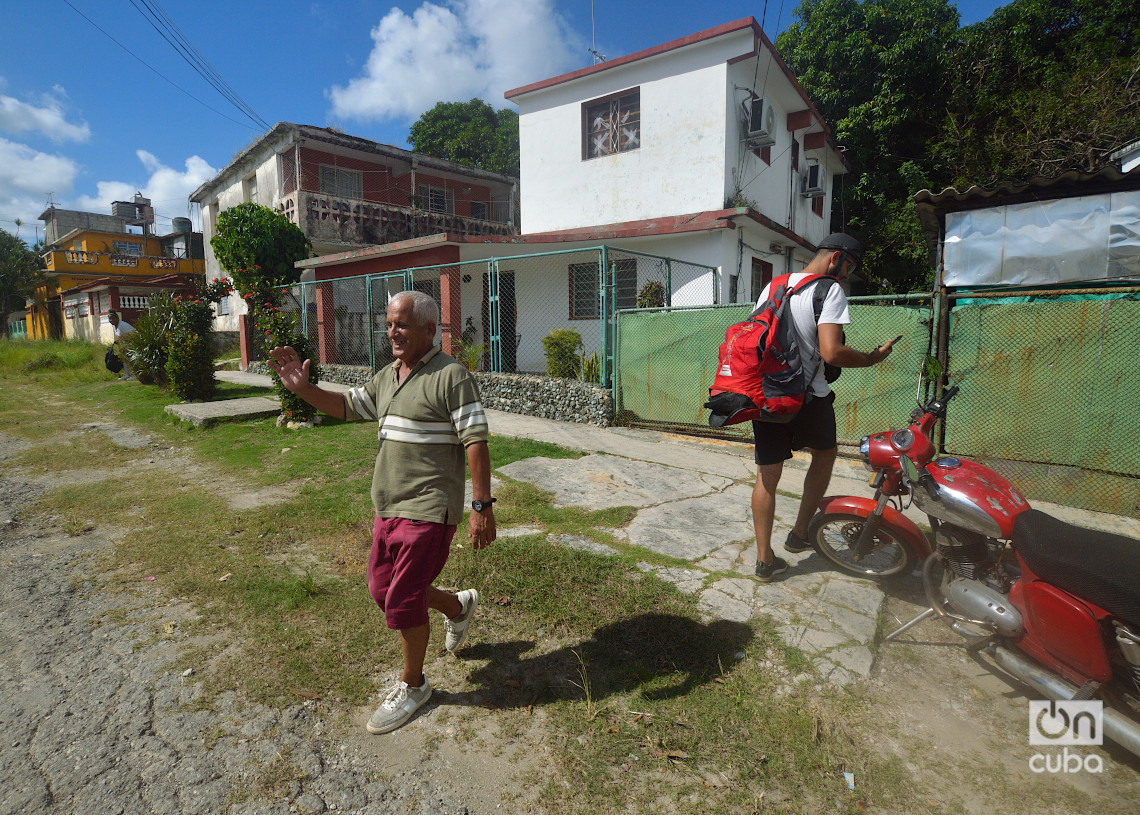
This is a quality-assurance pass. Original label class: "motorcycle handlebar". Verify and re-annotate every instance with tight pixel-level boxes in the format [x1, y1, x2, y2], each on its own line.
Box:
[942, 385, 959, 402]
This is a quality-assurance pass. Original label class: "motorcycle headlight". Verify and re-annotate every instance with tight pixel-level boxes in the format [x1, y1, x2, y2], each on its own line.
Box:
[859, 435, 872, 471]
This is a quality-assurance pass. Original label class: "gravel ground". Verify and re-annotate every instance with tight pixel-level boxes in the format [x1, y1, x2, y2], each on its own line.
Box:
[0, 430, 540, 815]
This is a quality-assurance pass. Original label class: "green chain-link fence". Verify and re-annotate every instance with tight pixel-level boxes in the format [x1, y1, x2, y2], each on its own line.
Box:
[613, 283, 1140, 516]
[943, 288, 1140, 516]
[272, 247, 717, 383]
[614, 294, 935, 443]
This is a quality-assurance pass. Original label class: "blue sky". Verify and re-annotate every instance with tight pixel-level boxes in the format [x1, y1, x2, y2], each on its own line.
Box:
[1, 0, 1006, 240]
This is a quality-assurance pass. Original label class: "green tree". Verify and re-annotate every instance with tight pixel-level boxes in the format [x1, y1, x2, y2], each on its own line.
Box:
[934, 0, 1140, 187]
[777, 0, 961, 292]
[408, 99, 520, 177]
[210, 203, 318, 421]
[0, 229, 45, 336]
[210, 203, 311, 293]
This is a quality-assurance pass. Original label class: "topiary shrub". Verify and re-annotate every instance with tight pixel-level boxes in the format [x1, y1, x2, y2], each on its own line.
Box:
[542, 329, 583, 379]
[211, 203, 316, 422]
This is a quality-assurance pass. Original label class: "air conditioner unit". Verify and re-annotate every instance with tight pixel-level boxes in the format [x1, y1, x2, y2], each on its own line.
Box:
[743, 98, 777, 147]
[801, 163, 826, 198]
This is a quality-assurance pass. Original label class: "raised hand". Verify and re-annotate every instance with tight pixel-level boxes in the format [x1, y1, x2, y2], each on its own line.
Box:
[267, 346, 310, 393]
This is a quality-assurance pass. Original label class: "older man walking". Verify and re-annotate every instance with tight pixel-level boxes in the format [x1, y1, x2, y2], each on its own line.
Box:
[268, 290, 496, 734]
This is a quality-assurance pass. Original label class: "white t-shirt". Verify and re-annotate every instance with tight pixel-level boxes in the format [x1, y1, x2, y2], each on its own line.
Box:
[114, 321, 135, 337]
[755, 273, 850, 397]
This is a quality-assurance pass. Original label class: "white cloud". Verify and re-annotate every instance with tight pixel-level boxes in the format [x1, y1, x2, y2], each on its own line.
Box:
[0, 137, 80, 230]
[74, 151, 217, 222]
[0, 90, 90, 143]
[328, 0, 579, 122]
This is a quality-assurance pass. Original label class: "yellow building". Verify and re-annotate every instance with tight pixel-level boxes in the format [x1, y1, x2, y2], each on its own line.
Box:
[29, 203, 205, 342]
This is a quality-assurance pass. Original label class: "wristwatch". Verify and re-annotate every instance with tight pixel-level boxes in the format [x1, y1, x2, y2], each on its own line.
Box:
[471, 498, 497, 512]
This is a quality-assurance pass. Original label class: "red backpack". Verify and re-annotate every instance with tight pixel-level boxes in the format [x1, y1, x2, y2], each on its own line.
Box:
[704, 273, 836, 426]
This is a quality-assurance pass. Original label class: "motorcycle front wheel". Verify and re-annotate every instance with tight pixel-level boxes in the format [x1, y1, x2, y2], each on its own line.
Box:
[807, 512, 919, 581]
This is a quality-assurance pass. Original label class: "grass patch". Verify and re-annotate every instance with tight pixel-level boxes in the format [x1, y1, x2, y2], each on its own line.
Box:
[4, 364, 940, 814]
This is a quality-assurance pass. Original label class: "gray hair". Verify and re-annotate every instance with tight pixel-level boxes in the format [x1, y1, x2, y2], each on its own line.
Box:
[390, 290, 439, 327]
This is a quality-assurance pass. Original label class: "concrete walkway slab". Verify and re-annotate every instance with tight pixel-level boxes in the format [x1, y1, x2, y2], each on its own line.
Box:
[164, 397, 280, 428]
[498, 454, 732, 509]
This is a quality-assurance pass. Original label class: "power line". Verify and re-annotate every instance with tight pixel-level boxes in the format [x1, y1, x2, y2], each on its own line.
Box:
[58, 0, 256, 131]
[128, 0, 271, 131]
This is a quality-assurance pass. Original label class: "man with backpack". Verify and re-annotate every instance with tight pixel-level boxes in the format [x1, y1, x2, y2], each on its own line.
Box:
[752, 234, 899, 581]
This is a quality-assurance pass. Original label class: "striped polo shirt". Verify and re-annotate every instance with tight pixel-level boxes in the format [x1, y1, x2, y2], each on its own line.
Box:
[342, 346, 489, 524]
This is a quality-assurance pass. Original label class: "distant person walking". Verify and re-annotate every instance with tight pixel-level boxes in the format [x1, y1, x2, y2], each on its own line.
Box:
[267, 290, 495, 734]
[108, 311, 135, 380]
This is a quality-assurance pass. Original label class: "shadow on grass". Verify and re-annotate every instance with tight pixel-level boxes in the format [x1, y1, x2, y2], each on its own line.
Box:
[442, 613, 753, 709]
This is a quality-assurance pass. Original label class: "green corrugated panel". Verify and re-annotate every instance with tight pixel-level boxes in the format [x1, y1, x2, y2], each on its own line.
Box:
[945, 297, 1140, 515]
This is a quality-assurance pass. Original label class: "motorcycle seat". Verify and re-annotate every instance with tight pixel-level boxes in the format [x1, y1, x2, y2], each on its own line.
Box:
[1012, 509, 1140, 629]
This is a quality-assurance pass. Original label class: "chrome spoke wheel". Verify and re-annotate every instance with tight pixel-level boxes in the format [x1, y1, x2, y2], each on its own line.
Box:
[808, 513, 918, 580]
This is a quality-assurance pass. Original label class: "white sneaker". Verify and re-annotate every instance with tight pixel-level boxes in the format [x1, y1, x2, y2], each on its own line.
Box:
[445, 589, 479, 652]
[366, 676, 432, 734]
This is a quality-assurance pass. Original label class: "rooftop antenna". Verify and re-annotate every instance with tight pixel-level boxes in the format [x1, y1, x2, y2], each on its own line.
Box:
[589, 0, 606, 63]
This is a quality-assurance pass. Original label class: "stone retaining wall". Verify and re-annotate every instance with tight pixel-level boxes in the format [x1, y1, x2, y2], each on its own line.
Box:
[247, 363, 613, 426]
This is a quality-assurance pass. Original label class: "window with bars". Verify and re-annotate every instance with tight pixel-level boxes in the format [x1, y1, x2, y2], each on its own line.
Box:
[470, 200, 488, 220]
[416, 184, 455, 215]
[584, 89, 641, 159]
[319, 165, 363, 200]
[568, 260, 637, 319]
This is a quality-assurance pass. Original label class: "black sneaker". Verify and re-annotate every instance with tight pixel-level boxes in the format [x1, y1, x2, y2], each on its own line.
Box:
[783, 530, 811, 553]
[754, 555, 788, 583]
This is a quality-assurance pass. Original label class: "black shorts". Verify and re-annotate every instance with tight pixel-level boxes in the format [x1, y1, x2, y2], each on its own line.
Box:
[753, 392, 837, 465]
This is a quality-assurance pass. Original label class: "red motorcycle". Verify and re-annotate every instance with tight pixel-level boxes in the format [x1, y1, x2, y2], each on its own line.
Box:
[807, 384, 1140, 759]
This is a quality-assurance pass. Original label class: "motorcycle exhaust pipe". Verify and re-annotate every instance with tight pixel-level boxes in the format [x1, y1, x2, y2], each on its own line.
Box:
[986, 643, 1140, 761]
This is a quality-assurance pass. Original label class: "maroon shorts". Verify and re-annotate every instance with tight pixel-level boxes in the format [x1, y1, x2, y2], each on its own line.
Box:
[368, 517, 456, 630]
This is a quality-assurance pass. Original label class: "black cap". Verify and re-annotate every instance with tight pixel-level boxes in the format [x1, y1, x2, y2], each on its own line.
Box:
[816, 233, 863, 261]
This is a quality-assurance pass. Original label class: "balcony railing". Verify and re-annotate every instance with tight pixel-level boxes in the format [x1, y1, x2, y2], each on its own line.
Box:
[44, 249, 201, 276]
[277, 190, 517, 248]
[65, 250, 100, 265]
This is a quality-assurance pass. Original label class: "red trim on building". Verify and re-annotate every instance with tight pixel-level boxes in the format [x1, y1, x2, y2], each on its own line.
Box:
[505, 18, 758, 100]
[786, 110, 812, 131]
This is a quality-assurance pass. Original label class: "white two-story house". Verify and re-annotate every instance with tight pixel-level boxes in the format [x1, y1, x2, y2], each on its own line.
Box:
[507, 16, 847, 301]
[288, 17, 849, 370]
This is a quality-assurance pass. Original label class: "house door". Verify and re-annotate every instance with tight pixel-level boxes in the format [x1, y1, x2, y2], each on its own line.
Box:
[482, 270, 517, 372]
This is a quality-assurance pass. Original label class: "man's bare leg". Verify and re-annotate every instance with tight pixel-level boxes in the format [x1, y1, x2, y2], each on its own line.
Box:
[752, 462, 783, 565]
[792, 447, 836, 538]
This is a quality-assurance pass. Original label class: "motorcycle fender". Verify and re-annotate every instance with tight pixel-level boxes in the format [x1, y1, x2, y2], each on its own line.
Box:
[816, 496, 932, 558]
[1009, 570, 1113, 684]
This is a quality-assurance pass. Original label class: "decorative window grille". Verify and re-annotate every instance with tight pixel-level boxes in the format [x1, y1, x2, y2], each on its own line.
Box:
[217, 295, 230, 316]
[78, 300, 90, 317]
[585, 89, 641, 159]
[319, 165, 363, 200]
[568, 260, 637, 319]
